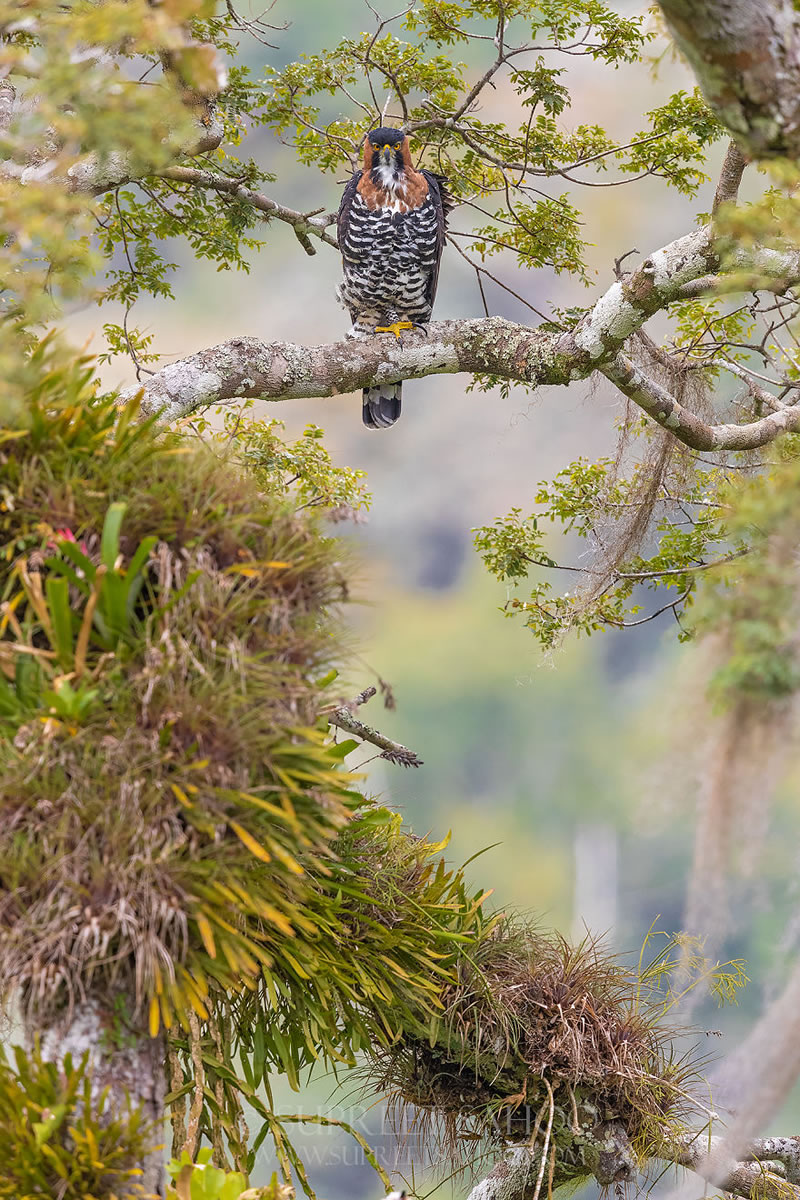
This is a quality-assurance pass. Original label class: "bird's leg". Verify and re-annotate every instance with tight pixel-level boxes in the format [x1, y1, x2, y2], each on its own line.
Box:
[374, 321, 414, 338]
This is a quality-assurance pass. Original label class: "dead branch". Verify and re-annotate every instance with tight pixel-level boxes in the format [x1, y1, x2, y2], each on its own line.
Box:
[328, 702, 423, 767]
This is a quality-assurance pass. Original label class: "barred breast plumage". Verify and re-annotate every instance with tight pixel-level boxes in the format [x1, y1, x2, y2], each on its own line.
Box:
[336, 127, 451, 429]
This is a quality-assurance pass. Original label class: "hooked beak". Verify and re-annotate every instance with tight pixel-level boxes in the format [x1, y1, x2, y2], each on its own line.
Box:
[381, 144, 392, 166]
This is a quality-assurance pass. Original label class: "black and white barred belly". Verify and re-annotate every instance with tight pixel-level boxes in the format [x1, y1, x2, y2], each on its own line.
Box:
[337, 192, 440, 330]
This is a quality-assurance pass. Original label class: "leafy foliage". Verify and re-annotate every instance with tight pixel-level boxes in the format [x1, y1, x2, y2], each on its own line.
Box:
[0, 1041, 158, 1199]
[188, 403, 371, 519]
[474, 443, 739, 647]
[166, 1147, 248, 1200]
[700, 455, 800, 703]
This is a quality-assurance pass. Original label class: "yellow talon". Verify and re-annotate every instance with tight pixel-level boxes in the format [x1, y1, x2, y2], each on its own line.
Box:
[375, 321, 414, 338]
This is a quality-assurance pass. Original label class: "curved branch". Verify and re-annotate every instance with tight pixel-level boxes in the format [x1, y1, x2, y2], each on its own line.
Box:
[159, 166, 338, 254]
[601, 352, 800, 450]
[126, 224, 719, 414]
[124, 220, 800, 452]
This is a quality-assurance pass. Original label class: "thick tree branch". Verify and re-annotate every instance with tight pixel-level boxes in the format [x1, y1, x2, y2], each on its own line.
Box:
[467, 1130, 800, 1200]
[0, 81, 14, 134]
[657, 0, 800, 160]
[675, 1135, 800, 1200]
[465, 1122, 636, 1200]
[124, 218, 800, 452]
[126, 225, 721, 417]
[713, 140, 748, 213]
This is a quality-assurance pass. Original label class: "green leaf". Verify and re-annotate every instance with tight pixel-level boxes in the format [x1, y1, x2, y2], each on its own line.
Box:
[45, 576, 74, 670]
[101, 501, 127, 570]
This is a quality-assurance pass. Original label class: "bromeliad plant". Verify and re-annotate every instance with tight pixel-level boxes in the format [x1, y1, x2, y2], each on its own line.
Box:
[0, 374, 497, 1186]
[0, 1041, 157, 1199]
[0, 366, 743, 1196]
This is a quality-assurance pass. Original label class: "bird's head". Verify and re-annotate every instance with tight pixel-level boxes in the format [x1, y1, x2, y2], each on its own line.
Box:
[365, 126, 408, 173]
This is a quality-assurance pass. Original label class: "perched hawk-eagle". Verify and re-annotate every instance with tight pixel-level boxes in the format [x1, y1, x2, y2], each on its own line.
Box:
[337, 127, 451, 429]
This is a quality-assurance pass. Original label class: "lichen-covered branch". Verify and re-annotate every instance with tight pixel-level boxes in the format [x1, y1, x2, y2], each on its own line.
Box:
[675, 1134, 800, 1200]
[0, 81, 14, 134]
[713, 141, 748, 213]
[657, 0, 800, 159]
[465, 1121, 636, 1200]
[125, 221, 800, 453]
[328, 705, 423, 767]
[468, 1129, 800, 1200]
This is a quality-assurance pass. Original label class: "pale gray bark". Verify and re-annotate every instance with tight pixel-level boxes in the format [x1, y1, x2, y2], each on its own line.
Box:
[125, 225, 800, 453]
[468, 1129, 800, 1200]
[31, 995, 166, 1197]
[675, 1133, 800, 1200]
[657, 0, 800, 159]
[465, 1121, 635, 1200]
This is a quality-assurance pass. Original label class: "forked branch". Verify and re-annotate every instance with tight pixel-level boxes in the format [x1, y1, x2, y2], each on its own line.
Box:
[124, 219, 800, 453]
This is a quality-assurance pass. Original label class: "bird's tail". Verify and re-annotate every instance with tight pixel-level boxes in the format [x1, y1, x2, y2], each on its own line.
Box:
[362, 382, 402, 430]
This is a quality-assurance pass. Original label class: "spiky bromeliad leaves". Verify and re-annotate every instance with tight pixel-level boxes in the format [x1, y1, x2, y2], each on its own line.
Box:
[0, 386, 362, 1030]
[0, 1040, 158, 1200]
[0, 370, 730, 1193]
[0, 374, 492, 1181]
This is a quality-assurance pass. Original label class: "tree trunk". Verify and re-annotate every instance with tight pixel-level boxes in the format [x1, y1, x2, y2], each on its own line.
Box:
[657, 0, 800, 159]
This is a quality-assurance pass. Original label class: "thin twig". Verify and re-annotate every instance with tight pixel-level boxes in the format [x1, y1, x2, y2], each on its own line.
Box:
[328, 704, 423, 767]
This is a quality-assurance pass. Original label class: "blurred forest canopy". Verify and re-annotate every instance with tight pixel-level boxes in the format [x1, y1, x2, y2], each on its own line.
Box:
[5, 1, 800, 1199]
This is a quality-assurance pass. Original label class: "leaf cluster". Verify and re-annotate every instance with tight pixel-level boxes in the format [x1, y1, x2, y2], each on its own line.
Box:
[0, 0, 217, 322]
[188, 403, 371, 520]
[474, 448, 736, 647]
[0, 1040, 158, 1199]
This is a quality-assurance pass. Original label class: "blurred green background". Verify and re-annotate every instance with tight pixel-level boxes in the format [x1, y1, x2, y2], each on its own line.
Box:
[65, 0, 800, 1193]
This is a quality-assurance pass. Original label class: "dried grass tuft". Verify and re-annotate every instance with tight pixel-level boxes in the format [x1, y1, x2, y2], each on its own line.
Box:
[368, 920, 701, 1178]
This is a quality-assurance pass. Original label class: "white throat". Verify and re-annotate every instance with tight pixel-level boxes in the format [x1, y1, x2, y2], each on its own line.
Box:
[375, 163, 406, 194]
